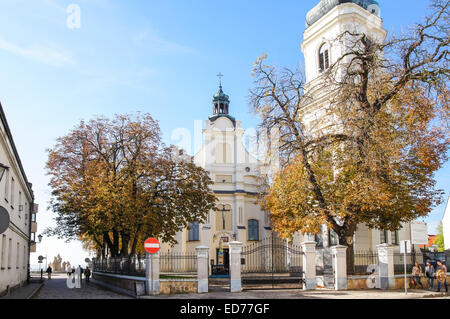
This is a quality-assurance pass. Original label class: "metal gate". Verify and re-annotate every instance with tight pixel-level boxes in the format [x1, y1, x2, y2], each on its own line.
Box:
[240, 235, 304, 289]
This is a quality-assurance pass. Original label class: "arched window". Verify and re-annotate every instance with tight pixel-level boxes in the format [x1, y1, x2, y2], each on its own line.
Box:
[319, 43, 330, 72]
[188, 222, 199, 241]
[248, 219, 259, 241]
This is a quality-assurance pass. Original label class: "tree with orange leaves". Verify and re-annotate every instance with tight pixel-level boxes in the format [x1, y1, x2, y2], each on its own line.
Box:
[251, 0, 449, 268]
[45, 113, 217, 258]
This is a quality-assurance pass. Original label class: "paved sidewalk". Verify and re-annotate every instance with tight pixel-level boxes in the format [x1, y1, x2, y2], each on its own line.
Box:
[31, 274, 132, 299]
[1, 281, 43, 299]
[141, 288, 450, 299]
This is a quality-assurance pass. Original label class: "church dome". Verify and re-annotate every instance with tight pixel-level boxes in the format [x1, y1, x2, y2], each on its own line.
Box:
[306, 0, 380, 28]
[213, 85, 230, 103]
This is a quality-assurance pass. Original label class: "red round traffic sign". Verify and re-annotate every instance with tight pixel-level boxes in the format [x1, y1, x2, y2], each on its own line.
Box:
[144, 238, 160, 254]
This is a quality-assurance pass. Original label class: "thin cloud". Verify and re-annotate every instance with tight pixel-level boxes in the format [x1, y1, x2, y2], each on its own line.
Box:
[133, 28, 198, 55]
[0, 36, 75, 67]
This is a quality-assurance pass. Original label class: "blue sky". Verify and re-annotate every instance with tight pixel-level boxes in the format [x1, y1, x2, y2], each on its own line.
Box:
[0, 0, 448, 266]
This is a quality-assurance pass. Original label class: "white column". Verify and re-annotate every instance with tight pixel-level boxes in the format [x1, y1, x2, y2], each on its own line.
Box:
[196, 246, 209, 293]
[302, 241, 317, 290]
[228, 241, 243, 293]
[331, 245, 348, 290]
[145, 252, 160, 295]
[377, 244, 395, 290]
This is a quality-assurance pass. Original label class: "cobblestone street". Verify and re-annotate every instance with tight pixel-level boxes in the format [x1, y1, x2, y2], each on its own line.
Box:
[32, 274, 131, 299]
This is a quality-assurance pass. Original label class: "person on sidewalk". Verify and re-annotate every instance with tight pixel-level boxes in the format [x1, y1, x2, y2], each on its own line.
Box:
[411, 262, 424, 289]
[84, 266, 91, 284]
[425, 261, 435, 290]
[46, 266, 52, 280]
[436, 260, 448, 293]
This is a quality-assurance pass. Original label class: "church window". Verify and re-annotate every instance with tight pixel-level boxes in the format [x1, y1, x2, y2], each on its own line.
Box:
[248, 219, 259, 241]
[391, 231, 399, 245]
[380, 230, 388, 244]
[329, 228, 339, 246]
[188, 222, 199, 241]
[319, 44, 330, 72]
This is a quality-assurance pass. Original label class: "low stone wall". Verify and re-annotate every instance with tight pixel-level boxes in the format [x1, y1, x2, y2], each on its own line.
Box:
[160, 279, 197, 295]
[348, 273, 450, 290]
[92, 272, 198, 296]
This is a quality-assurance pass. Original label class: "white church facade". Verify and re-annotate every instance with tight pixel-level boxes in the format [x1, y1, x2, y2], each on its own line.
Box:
[161, 83, 272, 267]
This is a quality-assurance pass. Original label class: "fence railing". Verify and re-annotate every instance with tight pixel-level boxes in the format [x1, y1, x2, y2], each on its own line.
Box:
[160, 252, 197, 275]
[92, 257, 146, 277]
[241, 236, 303, 275]
[394, 252, 425, 275]
[348, 251, 379, 275]
[92, 252, 198, 277]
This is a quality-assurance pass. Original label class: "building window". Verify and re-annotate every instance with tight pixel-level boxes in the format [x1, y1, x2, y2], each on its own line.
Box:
[10, 177, 15, 207]
[1, 235, 5, 269]
[16, 242, 19, 269]
[319, 43, 330, 72]
[188, 222, 199, 241]
[248, 219, 259, 241]
[4, 170, 9, 201]
[329, 228, 339, 246]
[391, 231, 399, 245]
[315, 233, 324, 248]
[8, 238, 12, 269]
[380, 230, 388, 244]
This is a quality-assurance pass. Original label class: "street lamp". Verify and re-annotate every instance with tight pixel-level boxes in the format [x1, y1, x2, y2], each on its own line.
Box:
[0, 163, 8, 182]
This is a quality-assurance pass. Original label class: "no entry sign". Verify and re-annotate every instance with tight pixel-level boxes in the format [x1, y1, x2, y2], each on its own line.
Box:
[144, 238, 160, 254]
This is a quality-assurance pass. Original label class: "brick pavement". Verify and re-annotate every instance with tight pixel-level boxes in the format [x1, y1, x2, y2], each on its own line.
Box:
[32, 274, 132, 299]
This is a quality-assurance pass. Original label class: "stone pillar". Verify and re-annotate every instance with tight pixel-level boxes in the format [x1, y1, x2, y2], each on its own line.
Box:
[331, 245, 348, 290]
[196, 246, 209, 293]
[145, 252, 160, 295]
[377, 244, 395, 290]
[228, 241, 243, 293]
[302, 241, 317, 290]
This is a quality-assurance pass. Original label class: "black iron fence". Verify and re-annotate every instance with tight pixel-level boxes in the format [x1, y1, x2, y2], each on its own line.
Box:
[92, 257, 146, 277]
[241, 236, 303, 275]
[92, 252, 198, 277]
[348, 251, 378, 275]
[393, 252, 425, 275]
[160, 252, 197, 275]
[347, 250, 447, 276]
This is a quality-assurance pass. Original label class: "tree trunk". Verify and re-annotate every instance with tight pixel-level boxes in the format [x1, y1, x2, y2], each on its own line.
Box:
[337, 224, 357, 276]
[130, 224, 143, 257]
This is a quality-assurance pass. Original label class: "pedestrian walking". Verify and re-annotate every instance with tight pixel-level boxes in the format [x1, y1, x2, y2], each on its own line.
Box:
[411, 262, 424, 289]
[46, 266, 52, 280]
[84, 266, 91, 284]
[425, 261, 435, 290]
[436, 260, 448, 293]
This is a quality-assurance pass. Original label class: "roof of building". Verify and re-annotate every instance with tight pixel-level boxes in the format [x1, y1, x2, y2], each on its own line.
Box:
[212, 85, 230, 104]
[306, 0, 380, 28]
[0, 102, 34, 199]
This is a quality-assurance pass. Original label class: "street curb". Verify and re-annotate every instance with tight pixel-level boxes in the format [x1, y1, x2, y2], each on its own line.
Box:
[26, 283, 44, 300]
[90, 278, 136, 299]
[422, 292, 449, 299]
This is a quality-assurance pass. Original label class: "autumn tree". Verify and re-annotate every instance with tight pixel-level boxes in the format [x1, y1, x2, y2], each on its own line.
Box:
[45, 113, 217, 258]
[251, 0, 449, 267]
[434, 222, 445, 252]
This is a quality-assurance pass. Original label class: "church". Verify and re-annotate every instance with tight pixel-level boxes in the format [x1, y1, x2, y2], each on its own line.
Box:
[160, 81, 271, 268]
[161, 0, 421, 271]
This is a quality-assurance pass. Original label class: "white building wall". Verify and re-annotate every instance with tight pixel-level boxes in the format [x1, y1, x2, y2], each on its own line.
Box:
[443, 197, 450, 251]
[0, 108, 34, 295]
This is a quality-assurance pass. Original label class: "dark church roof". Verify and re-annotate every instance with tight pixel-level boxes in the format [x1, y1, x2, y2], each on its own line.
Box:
[306, 0, 380, 28]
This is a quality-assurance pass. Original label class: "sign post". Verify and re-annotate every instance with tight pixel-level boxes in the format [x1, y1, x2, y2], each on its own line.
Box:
[400, 240, 411, 295]
[144, 238, 160, 296]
